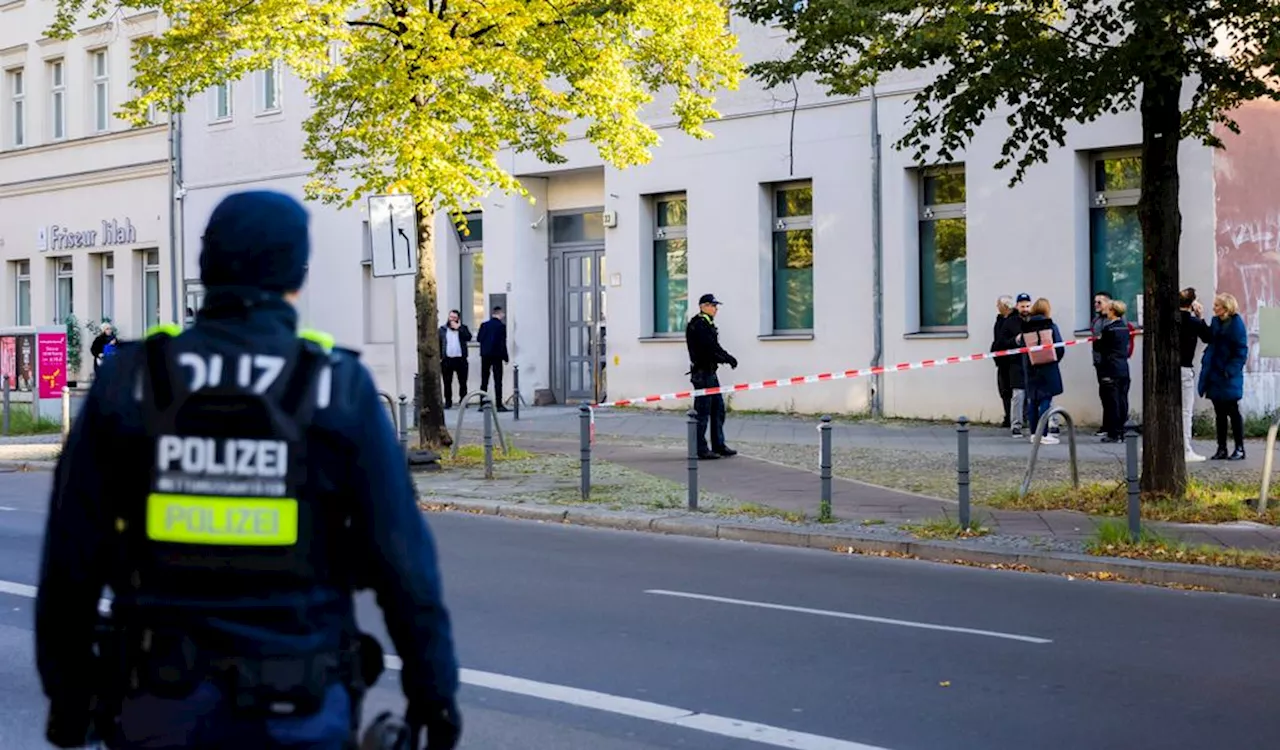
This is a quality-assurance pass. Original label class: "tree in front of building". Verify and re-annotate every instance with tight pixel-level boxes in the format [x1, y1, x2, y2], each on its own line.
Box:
[732, 0, 1280, 499]
[64, 314, 83, 384]
[50, 0, 742, 449]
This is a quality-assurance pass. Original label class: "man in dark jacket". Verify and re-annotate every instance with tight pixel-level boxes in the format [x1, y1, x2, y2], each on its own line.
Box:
[1094, 299, 1132, 442]
[438, 309, 472, 409]
[35, 191, 461, 750]
[996, 294, 1032, 436]
[686, 294, 738, 459]
[477, 306, 509, 412]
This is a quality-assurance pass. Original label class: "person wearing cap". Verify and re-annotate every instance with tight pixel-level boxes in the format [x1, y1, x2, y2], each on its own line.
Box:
[35, 190, 461, 749]
[686, 294, 738, 459]
[995, 294, 1034, 437]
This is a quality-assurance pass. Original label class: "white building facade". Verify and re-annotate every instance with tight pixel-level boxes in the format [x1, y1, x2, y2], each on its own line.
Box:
[0, 1, 177, 386]
[174, 20, 1280, 423]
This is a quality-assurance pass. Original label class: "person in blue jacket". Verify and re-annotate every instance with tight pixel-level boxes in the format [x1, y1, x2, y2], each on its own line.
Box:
[1018, 297, 1066, 445]
[35, 190, 461, 749]
[1198, 292, 1249, 460]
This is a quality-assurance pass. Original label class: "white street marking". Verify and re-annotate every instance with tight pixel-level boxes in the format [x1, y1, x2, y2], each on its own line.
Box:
[645, 589, 1052, 645]
[385, 654, 895, 750]
[0, 579, 897, 749]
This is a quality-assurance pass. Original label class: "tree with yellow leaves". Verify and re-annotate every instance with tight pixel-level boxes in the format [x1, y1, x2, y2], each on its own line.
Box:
[50, 0, 742, 448]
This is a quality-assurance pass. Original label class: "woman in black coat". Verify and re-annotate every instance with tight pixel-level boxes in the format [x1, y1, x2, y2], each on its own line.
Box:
[1093, 300, 1132, 442]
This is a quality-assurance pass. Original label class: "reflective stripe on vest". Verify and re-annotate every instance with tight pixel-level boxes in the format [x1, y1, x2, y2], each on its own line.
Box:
[145, 493, 299, 546]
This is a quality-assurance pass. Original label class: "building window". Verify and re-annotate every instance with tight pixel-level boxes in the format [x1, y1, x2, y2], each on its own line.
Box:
[550, 212, 605, 245]
[257, 61, 282, 114]
[771, 182, 814, 332]
[652, 194, 688, 335]
[89, 48, 110, 133]
[210, 82, 232, 122]
[49, 59, 65, 140]
[456, 213, 484, 330]
[1090, 153, 1143, 317]
[183, 280, 204, 327]
[14, 261, 30, 326]
[919, 167, 968, 330]
[130, 38, 157, 125]
[7, 68, 24, 148]
[141, 249, 161, 329]
[53, 258, 74, 324]
[99, 253, 114, 322]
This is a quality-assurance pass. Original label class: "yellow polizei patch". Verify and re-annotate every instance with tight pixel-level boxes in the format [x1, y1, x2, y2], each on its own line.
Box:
[146, 494, 298, 546]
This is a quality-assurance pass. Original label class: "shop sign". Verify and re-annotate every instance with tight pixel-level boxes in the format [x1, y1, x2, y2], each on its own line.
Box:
[37, 218, 138, 252]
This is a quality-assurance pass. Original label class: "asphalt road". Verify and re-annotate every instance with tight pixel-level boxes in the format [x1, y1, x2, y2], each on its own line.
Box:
[0, 469, 1278, 749]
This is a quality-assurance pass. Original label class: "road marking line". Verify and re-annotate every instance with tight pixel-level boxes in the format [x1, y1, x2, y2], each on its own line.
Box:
[384, 655, 893, 750]
[0, 580, 895, 749]
[645, 589, 1052, 645]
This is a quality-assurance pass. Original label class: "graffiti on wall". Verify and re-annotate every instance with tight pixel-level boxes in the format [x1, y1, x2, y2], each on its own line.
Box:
[1214, 99, 1280, 415]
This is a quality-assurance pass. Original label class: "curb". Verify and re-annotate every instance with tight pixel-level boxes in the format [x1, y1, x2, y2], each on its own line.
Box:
[421, 499, 1280, 598]
[0, 460, 55, 472]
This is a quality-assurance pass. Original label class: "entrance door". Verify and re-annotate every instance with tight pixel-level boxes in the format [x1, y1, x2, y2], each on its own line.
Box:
[560, 249, 607, 403]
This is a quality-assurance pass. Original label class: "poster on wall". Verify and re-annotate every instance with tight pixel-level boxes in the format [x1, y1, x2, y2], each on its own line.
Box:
[16, 335, 33, 392]
[36, 333, 68, 399]
[0, 338, 13, 390]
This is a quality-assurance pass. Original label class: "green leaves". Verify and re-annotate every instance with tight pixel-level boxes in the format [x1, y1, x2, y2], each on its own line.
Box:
[733, 0, 1280, 184]
[54, 0, 742, 218]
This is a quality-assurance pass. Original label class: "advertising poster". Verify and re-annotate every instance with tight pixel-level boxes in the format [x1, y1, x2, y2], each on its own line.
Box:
[17, 335, 33, 392]
[0, 337, 13, 390]
[36, 332, 67, 399]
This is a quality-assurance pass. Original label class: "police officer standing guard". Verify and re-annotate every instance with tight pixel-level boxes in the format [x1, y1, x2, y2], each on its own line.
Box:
[686, 293, 738, 460]
[35, 191, 462, 749]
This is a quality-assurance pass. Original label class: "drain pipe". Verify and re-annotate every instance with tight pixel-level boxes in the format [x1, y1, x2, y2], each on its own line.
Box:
[167, 107, 184, 324]
[869, 85, 884, 418]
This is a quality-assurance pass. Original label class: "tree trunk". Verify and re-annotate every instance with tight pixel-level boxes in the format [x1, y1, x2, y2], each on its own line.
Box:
[1137, 71, 1187, 498]
[415, 201, 452, 450]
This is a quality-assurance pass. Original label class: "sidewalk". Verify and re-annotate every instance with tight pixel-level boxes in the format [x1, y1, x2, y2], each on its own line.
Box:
[500, 405, 1265, 468]
[516, 435, 1280, 553]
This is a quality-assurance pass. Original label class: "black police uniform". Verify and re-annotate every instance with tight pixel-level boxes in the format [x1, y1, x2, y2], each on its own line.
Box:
[685, 295, 738, 458]
[35, 191, 461, 750]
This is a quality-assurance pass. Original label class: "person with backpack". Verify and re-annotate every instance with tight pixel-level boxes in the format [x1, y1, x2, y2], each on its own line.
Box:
[1094, 299, 1132, 442]
[1019, 297, 1066, 444]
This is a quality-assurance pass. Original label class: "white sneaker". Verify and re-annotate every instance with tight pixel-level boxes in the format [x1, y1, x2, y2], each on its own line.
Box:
[1185, 451, 1207, 463]
[1039, 435, 1060, 445]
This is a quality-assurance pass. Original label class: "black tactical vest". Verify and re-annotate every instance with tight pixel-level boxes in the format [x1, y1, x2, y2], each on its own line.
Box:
[124, 333, 332, 598]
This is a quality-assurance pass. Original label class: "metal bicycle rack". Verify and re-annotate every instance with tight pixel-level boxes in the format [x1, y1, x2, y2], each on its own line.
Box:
[1257, 410, 1280, 512]
[377, 391, 399, 436]
[449, 390, 510, 459]
[1020, 406, 1080, 498]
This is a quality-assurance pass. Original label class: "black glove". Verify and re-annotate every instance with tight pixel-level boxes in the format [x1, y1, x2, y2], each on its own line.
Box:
[45, 694, 95, 749]
[726, 355, 739, 369]
[408, 698, 462, 750]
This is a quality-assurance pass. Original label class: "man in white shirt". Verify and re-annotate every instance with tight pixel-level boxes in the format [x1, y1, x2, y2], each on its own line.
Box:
[437, 309, 472, 409]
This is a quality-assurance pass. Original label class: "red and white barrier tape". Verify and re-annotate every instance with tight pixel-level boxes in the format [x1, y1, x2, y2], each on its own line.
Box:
[593, 336, 1125, 410]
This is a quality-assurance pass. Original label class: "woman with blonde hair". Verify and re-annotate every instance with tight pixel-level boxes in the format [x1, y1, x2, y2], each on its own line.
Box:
[1018, 297, 1066, 444]
[1198, 293, 1249, 460]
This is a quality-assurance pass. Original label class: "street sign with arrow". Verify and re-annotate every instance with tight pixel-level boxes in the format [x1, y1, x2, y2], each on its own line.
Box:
[368, 194, 419, 278]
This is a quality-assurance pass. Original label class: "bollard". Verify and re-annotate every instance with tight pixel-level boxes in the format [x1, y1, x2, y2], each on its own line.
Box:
[2, 377, 9, 436]
[578, 405, 591, 500]
[1125, 421, 1141, 540]
[482, 396, 495, 480]
[398, 395, 409, 449]
[686, 409, 699, 511]
[513, 364, 521, 421]
[957, 416, 971, 529]
[61, 386, 71, 442]
[819, 415, 833, 522]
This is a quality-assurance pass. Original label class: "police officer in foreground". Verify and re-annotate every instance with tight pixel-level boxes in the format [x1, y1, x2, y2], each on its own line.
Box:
[35, 191, 461, 749]
[686, 293, 738, 460]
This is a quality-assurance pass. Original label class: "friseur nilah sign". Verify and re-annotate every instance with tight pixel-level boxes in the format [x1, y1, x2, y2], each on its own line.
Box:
[37, 218, 138, 252]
